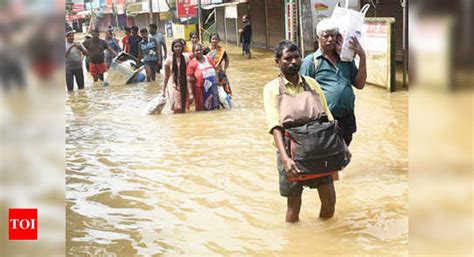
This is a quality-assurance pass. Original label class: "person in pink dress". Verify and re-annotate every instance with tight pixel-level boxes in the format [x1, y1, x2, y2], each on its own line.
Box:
[162, 39, 191, 113]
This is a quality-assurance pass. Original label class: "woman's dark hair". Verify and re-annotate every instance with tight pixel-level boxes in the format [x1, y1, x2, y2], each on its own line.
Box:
[189, 31, 198, 39]
[171, 39, 188, 113]
[274, 40, 299, 60]
[179, 38, 186, 48]
[209, 33, 220, 43]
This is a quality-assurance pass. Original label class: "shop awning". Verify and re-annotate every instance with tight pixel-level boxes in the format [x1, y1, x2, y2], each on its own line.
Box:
[202, 0, 247, 10]
[126, 2, 147, 15]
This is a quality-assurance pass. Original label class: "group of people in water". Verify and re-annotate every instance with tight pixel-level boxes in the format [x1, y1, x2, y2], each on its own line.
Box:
[162, 32, 232, 114]
[66, 24, 233, 114]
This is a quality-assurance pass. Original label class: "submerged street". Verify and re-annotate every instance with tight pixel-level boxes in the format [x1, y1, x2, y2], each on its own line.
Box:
[66, 43, 408, 256]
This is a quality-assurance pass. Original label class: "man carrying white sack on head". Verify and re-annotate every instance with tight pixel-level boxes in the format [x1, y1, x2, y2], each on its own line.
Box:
[300, 18, 367, 151]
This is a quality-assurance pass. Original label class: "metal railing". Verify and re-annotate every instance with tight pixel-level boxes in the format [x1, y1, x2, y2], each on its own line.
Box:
[201, 22, 217, 43]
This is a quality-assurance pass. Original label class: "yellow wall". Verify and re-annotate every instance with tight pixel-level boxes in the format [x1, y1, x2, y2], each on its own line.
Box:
[172, 24, 197, 40]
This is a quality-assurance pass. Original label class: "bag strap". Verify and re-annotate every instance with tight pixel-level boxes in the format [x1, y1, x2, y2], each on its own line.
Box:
[313, 53, 322, 74]
[360, 4, 370, 15]
[300, 76, 314, 92]
[278, 75, 313, 95]
[284, 130, 296, 159]
[343, 0, 349, 9]
[278, 75, 286, 95]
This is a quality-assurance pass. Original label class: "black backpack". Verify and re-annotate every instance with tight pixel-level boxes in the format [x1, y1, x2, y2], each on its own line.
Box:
[283, 118, 350, 175]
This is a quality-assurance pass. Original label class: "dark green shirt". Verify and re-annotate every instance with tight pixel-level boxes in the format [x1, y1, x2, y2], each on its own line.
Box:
[300, 49, 358, 119]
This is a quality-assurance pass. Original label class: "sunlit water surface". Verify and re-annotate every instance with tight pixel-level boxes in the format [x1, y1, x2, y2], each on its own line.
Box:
[66, 44, 408, 256]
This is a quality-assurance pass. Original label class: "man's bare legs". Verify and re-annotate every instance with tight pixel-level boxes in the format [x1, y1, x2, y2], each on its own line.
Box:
[286, 195, 302, 223]
[317, 182, 336, 219]
[286, 182, 335, 222]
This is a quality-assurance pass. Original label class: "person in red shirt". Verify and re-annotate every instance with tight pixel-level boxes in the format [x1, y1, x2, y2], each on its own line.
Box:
[122, 26, 131, 54]
[186, 43, 219, 111]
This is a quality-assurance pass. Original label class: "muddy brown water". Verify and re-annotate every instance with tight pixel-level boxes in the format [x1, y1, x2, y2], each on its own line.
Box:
[66, 44, 408, 256]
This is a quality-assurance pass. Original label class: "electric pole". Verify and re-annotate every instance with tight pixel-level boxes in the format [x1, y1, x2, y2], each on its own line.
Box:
[149, 0, 153, 24]
[197, 0, 202, 42]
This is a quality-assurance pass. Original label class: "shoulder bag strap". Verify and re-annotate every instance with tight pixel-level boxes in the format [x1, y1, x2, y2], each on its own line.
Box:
[278, 75, 287, 95]
[300, 76, 314, 93]
[313, 54, 322, 73]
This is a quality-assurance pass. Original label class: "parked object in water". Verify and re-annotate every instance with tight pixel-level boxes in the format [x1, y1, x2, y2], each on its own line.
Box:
[105, 52, 146, 85]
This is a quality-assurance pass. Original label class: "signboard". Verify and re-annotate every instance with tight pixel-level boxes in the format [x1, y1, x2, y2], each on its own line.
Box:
[126, 1, 169, 15]
[116, 4, 125, 14]
[285, 0, 298, 42]
[72, 3, 84, 13]
[176, 0, 197, 18]
[172, 23, 196, 40]
[202, 0, 223, 4]
[359, 18, 395, 91]
[361, 22, 388, 54]
[66, 14, 86, 21]
[126, 2, 146, 15]
[166, 20, 174, 38]
[103, 0, 126, 13]
[85, 0, 101, 10]
[152, 0, 170, 13]
[224, 6, 237, 19]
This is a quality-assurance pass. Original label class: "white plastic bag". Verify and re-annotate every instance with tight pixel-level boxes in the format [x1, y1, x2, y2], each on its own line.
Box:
[331, 1, 370, 61]
[143, 94, 167, 115]
[217, 86, 232, 109]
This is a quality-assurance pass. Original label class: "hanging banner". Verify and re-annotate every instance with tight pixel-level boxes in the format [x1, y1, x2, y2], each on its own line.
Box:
[85, 0, 101, 10]
[285, 0, 298, 42]
[224, 5, 237, 19]
[177, 0, 197, 18]
[72, 3, 85, 13]
[152, 0, 170, 13]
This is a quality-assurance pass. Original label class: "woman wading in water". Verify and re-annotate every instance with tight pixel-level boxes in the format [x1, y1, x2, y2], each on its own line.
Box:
[163, 39, 191, 113]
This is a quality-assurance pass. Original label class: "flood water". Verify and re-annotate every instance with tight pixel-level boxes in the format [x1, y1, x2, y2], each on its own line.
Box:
[66, 44, 408, 256]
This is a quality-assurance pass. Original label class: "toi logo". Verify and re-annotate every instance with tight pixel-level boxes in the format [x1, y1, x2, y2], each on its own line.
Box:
[8, 208, 38, 240]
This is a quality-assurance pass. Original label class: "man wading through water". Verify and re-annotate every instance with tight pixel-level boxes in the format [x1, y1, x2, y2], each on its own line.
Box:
[82, 28, 117, 84]
[263, 40, 337, 222]
[301, 18, 366, 150]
